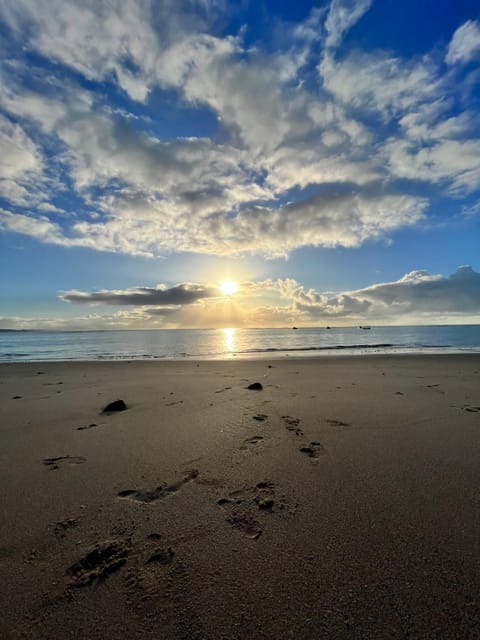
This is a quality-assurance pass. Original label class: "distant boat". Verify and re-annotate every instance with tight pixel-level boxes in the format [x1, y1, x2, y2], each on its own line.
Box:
[292, 326, 298, 330]
[326, 326, 331, 330]
[359, 325, 371, 330]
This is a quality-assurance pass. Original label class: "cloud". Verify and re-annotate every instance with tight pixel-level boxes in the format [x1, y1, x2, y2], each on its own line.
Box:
[324, 0, 373, 49]
[319, 51, 441, 120]
[52, 266, 480, 328]
[383, 137, 480, 194]
[0, 0, 224, 102]
[0, 115, 46, 206]
[0, 309, 167, 331]
[0, 209, 65, 243]
[446, 20, 480, 65]
[198, 192, 427, 257]
[274, 266, 480, 321]
[0, 68, 427, 256]
[353, 266, 480, 313]
[275, 278, 371, 317]
[60, 283, 218, 306]
[2, 266, 480, 330]
[0, 0, 479, 258]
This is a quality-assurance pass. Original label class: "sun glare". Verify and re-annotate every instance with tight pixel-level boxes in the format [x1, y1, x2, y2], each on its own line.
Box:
[220, 279, 239, 295]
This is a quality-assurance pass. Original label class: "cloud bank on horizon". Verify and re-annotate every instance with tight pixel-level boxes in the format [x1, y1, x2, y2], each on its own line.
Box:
[1, 265, 478, 330]
[1, 0, 480, 328]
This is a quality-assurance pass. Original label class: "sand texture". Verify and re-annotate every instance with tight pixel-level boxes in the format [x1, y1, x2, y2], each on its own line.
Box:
[1, 355, 480, 639]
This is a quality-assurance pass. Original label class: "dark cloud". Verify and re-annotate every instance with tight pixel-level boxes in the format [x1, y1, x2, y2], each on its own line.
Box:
[357, 266, 480, 312]
[278, 266, 480, 320]
[144, 307, 181, 316]
[61, 283, 217, 306]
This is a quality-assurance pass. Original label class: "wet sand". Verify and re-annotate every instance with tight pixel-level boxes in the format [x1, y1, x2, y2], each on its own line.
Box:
[1, 355, 480, 639]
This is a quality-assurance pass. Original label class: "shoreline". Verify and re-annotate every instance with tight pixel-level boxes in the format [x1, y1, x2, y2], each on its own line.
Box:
[2, 347, 480, 364]
[1, 355, 480, 638]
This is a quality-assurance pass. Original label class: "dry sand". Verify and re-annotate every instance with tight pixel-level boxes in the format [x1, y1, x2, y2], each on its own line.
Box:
[1, 355, 480, 639]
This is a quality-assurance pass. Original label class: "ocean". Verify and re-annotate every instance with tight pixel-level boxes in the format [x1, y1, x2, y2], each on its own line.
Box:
[1, 325, 480, 362]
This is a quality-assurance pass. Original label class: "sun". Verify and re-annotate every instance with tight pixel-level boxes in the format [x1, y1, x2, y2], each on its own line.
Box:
[220, 279, 239, 295]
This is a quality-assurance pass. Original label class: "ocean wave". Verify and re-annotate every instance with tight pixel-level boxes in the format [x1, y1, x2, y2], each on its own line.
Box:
[239, 343, 396, 353]
[0, 352, 31, 357]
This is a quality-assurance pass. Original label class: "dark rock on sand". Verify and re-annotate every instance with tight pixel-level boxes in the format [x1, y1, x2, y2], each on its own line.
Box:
[102, 399, 128, 413]
[246, 382, 263, 390]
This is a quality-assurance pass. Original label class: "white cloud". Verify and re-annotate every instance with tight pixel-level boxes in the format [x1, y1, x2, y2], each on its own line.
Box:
[0, 115, 45, 206]
[384, 137, 480, 194]
[196, 192, 427, 257]
[446, 20, 480, 66]
[0, 209, 67, 244]
[0, 50, 428, 257]
[0, 309, 165, 331]
[1, 0, 166, 102]
[324, 0, 373, 49]
[274, 266, 480, 321]
[0, 0, 479, 259]
[1, 190, 424, 259]
[319, 51, 441, 119]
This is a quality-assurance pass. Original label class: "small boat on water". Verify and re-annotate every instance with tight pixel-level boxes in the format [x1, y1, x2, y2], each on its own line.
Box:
[359, 325, 371, 330]
[292, 326, 298, 330]
[326, 326, 331, 329]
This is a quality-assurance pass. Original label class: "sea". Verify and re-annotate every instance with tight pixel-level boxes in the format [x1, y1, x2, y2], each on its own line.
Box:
[1, 325, 480, 362]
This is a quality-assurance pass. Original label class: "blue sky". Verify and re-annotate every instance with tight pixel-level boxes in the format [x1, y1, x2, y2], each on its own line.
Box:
[1, 0, 480, 328]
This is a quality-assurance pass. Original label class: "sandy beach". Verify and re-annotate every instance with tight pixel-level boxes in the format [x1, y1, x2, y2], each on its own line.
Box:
[1, 355, 480, 639]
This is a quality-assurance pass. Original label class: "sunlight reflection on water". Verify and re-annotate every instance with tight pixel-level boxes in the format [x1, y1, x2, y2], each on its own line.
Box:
[223, 327, 236, 354]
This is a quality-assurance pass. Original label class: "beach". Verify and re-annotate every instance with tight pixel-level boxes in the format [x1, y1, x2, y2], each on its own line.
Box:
[1, 355, 480, 639]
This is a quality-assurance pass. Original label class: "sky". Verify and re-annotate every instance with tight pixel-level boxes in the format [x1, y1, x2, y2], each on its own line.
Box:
[1, 0, 480, 329]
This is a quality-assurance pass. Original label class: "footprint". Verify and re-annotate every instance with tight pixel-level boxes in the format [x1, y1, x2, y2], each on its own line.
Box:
[217, 499, 262, 540]
[282, 415, 304, 436]
[146, 533, 162, 541]
[118, 469, 199, 503]
[217, 481, 284, 539]
[42, 456, 86, 470]
[67, 539, 130, 587]
[123, 544, 180, 609]
[254, 481, 276, 510]
[242, 435, 264, 446]
[253, 414, 268, 421]
[224, 514, 262, 539]
[77, 423, 99, 431]
[325, 418, 350, 427]
[53, 518, 79, 538]
[299, 441, 325, 459]
[146, 547, 174, 565]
